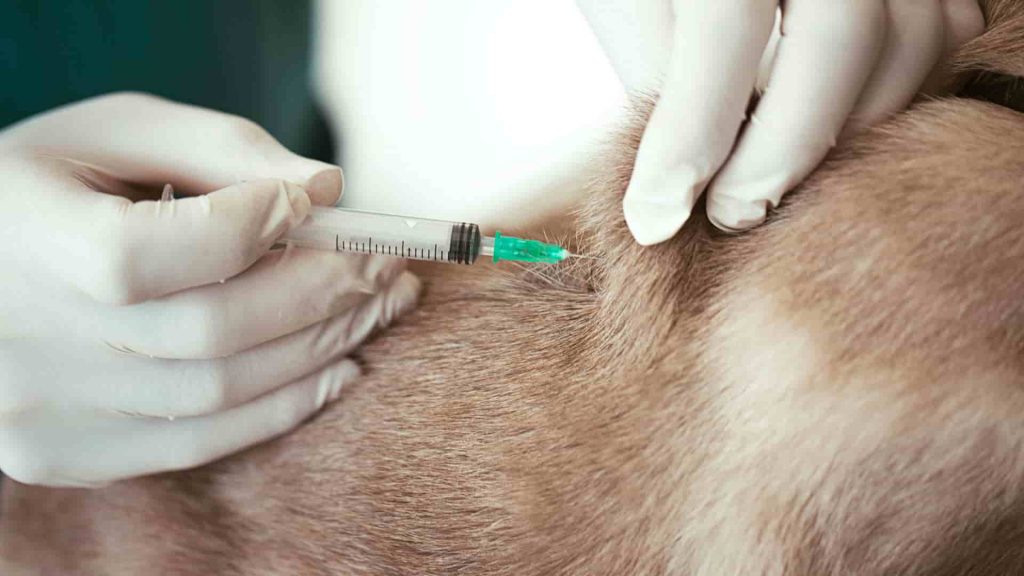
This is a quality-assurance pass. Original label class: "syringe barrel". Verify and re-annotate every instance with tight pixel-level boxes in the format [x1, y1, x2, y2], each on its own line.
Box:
[282, 207, 482, 264]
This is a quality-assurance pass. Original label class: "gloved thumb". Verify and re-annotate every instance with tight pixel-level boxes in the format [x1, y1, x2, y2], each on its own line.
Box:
[0, 93, 344, 206]
[45, 171, 313, 305]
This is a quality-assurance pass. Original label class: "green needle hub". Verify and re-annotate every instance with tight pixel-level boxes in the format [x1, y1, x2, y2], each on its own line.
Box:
[491, 231, 568, 264]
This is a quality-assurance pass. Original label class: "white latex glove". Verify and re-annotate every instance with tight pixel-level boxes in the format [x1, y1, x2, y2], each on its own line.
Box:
[577, 0, 985, 243]
[0, 93, 420, 487]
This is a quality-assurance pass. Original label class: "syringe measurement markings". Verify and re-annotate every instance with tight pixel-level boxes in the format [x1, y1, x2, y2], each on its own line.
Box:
[330, 237, 448, 261]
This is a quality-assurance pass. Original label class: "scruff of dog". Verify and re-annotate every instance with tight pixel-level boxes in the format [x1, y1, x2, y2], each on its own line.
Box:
[4, 2, 1024, 574]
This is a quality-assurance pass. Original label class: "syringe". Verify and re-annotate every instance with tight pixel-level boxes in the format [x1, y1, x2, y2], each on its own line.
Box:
[281, 206, 568, 265]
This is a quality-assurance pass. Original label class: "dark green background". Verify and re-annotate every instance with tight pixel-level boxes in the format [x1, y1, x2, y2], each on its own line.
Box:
[0, 0, 334, 160]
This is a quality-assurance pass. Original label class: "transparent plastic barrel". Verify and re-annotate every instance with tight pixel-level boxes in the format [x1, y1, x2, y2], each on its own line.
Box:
[282, 207, 482, 264]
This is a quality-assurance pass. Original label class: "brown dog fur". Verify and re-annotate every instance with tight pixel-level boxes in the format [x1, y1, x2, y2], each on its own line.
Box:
[4, 2, 1024, 574]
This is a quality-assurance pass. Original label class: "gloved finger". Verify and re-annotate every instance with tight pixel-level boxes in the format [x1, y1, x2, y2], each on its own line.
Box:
[920, 0, 986, 94]
[840, 0, 945, 138]
[622, 0, 777, 245]
[0, 92, 342, 205]
[941, 0, 985, 49]
[98, 249, 407, 360]
[12, 156, 312, 305]
[0, 272, 419, 417]
[0, 360, 360, 487]
[754, 8, 783, 92]
[706, 0, 887, 231]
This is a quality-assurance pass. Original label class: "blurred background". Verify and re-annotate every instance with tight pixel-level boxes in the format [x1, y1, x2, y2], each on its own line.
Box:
[315, 0, 624, 229]
[0, 1, 333, 159]
[0, 0, 625, 230]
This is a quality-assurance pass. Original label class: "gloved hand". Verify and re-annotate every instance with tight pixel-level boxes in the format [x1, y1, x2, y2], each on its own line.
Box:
[0, 93, 420, 487]
[577, 0, 985, 243]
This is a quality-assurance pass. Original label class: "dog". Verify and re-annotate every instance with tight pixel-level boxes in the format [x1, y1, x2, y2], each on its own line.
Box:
[4, 1, 1024, 573]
